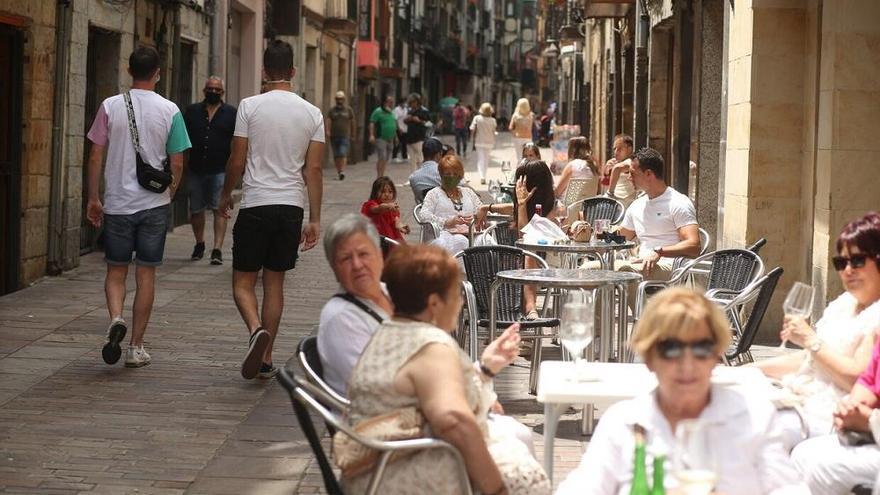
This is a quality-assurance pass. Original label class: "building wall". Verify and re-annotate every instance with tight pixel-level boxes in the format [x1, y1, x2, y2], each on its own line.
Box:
[4, 1, 57, 285]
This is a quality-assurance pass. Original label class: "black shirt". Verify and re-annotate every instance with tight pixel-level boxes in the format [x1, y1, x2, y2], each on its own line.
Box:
[405, 106, 432, 144]
[183, 100, 237, 175]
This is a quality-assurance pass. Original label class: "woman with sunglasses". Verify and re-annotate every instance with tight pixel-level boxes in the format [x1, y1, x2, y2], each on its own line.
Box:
[557, 288, 805, 494]
[757, 212, 880, 442]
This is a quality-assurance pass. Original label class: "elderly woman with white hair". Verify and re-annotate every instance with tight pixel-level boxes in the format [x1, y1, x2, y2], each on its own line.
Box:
[508, 98, 535, 164]
[557, 288, 808, 495]
[469, 102, 497, 184]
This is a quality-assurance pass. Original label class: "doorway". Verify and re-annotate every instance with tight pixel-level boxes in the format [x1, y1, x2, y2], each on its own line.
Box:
[0, 25, 23, 295]
[172, 40, 195, 228]
[81, 27, 121, 254]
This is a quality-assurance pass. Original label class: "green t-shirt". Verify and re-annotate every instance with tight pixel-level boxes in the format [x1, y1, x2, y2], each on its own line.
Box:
[166, 111, 192, 154]
[369, 106, 398, 141]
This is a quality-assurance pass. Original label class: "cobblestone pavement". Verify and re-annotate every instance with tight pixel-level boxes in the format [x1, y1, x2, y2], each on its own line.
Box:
[0, 133, 783, 494]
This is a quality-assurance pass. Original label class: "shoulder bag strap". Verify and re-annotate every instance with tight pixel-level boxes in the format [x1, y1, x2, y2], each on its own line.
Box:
[332, 293, 384, 324]
[123, 92, 141, 153]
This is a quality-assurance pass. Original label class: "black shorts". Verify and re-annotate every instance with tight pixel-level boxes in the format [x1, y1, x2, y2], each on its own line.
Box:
[232, 205, 303, 272]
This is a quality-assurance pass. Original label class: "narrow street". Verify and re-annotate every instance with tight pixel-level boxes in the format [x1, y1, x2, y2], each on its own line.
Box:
[0, 134, 591, 494]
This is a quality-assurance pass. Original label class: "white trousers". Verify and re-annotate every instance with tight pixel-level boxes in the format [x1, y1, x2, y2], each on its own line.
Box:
[432, 231, 469, 255]
[475, 147, 491, 180]
[512, 137, 530, 163]
[791, 433, 880, 495]
[488, 413, 536, 457]
[407, 141, 423, 171]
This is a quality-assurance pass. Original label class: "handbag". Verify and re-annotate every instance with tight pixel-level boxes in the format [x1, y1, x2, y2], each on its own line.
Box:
[332, 407, 426, 479]
[123, 92, 173, 193]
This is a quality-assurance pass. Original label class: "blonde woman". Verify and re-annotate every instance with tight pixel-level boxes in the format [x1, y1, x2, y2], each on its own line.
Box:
[508, 98, 534, 163]
[470, 102, 498, 185]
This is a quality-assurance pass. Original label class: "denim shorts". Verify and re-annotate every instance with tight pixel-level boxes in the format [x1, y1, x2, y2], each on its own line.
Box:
[232, 205, 304, 272]
[188, 171, 225, 214]
[330, 136, 350, 158]
[103, 204, 170, 266]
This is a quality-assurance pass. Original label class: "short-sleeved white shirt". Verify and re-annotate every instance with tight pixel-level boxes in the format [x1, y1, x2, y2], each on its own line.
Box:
[317, 285, 390, 395]
[233, 90, 325, 209]
[621, 186, 697, 256]
[87, 89, 191, 215]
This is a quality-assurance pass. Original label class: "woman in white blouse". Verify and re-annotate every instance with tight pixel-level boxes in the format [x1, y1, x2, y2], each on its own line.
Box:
[757, 212, 880, 440]
[470, 102, 497, 185]
[420, 155, 500, 254]
[557, 288, 807, 495]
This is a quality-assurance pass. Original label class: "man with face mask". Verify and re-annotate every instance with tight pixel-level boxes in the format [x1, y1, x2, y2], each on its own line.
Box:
[182, 77, 237, 265]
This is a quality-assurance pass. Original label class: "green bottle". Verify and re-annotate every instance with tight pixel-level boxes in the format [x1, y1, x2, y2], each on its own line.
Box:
[650, 455, 666, 495]
[629, 424, 650, 495]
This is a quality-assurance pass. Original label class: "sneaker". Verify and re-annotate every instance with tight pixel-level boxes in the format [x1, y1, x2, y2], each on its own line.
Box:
[102, 317, 127, 365]
[124, 345, 151, 368]
[241, 328, 270, 379]
[210, 249, 223, 265]
[338, 172, 345, 181]
[257, 362, 278, 379]
[191, 242, 206, 260]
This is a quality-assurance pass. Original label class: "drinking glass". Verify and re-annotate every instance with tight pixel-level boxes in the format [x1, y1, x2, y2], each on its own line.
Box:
[673, 419, 719, 495]
[554, 199, 568, 227]
[779, 281, 814, 349]
[559, 291, 595, 381]
[501, 161, 512, 183]
[591, 219, 610, 243]
[488, 180, 501, 202]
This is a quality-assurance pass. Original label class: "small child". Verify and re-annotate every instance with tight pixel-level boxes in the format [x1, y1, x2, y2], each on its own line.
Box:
[361, 177, 410, 243]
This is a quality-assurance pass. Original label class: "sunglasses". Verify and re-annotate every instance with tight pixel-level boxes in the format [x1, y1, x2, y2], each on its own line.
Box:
[656, 339, 716, 360]
[832, 254, 876, 271]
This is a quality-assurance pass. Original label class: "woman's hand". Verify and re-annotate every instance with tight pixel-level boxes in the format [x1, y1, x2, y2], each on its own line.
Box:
[834, 397, 873, 432]
[475, 205, 490, 229]
[481, 324, 521, 375]
[445, 215, 470, 229]
[515, 176, 535, 205]
[779, 316, 815, 348]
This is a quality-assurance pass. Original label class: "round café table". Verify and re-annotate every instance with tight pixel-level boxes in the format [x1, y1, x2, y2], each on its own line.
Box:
[515, 239, 635, 270]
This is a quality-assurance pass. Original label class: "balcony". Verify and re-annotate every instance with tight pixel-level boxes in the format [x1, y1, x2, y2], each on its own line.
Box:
[324, 0, 357, 36]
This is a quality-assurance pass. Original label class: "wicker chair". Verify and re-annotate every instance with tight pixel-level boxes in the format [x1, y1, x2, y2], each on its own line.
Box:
[568, 195, 626, 225]
[636, 248, 765, 319]
[715, 267, 784, 365]
[561, 177, 599, 209]
[455, 245, 560, 393]
[277, 368, 473, 495]
[413, 204, 439, 243]
[476, 220, 518, 247]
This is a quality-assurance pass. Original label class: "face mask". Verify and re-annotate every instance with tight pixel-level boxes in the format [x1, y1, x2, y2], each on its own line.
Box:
[205, 92, 221, 104]
[441, 176, 460, 189]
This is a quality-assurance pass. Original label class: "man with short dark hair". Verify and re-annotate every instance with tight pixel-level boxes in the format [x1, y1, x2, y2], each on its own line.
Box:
[615, 147, 700, 280]
[404, 93, 432, 171]
[407, 137, 444, 203]
[218, 40, 325, 380]
[85, 45, 191, 368]
[326, 91, 355, 181]
[183, 76, 236, 265]
[368, 95, 396, 177]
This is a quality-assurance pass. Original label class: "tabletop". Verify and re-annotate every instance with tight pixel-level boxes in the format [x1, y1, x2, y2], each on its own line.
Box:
[496, 268, 642, 287]
[516, 239, 635, 253]
[537, 361, 777, 405]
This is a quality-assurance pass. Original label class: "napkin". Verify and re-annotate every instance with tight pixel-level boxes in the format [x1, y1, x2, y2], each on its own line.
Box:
[521, 215, 568, 244]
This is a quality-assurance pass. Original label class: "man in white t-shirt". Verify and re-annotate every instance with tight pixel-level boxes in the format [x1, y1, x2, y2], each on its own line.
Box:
[617, 147, 700, 281]
[317, 215, 392, 395]
[218, 40, 325, 380]
[85, 46, 191, 369]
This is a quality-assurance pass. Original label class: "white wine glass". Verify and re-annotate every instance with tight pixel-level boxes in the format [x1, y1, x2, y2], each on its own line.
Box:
[488, 179, 501, 202]
[674, 419, 719, 495]
[559, 290, 595, 381]
[501, 161, 512, 183]
[779, 281, 814, 349]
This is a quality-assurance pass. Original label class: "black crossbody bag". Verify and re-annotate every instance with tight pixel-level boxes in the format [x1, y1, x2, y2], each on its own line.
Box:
[123, 92, 172, 193]
[332, 293, 385, 323]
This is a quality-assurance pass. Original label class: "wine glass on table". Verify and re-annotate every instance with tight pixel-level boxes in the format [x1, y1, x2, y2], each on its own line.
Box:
[779, 281, 814, 349]
[559, 290, 595, 381]
[673, 419, 719, 495]
[501, 160, 512, 184]
[488, 179, 501, 203]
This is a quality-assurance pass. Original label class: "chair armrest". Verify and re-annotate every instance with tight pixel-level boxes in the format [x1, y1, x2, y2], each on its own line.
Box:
[635, 279, 670, 319]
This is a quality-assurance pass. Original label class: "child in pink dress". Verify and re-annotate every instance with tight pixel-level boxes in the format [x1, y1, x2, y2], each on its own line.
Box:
[361, 177, 409, 244]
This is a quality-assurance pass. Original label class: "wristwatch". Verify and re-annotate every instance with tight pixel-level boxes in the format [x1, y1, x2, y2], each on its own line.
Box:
[808, 339, 823, 354]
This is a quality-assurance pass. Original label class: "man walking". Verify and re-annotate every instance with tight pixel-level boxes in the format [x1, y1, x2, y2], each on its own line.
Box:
[452, 101, 470, 156]
[404, 93, 432, 171]
[218, 40, 324, 380]
[85, 46, 191, 368]
[368, 95, 397, 177]
[392, 97, 409, 163]
[183, 76, 236, 265]
[326, 90, 355, 181]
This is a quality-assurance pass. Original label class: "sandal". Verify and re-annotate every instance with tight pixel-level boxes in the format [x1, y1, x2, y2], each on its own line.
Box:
[524, 309, 540, 321]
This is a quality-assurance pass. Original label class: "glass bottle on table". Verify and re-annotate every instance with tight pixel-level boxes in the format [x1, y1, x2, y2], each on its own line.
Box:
[534, 203, 543, 221]
[651, 455, 666, 495]
[501, 160, 512, 183]
[630, 424, 651, 495]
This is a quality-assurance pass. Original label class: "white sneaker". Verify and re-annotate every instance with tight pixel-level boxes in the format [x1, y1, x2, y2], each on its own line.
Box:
[124, 345, 151, 368]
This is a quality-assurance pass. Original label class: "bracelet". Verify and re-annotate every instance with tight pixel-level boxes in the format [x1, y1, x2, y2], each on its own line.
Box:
[488, 203, 494, 214]
[479, 362, 496, 378]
